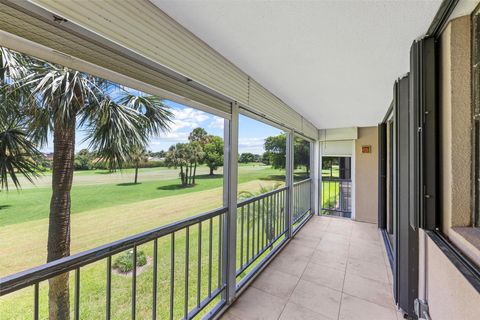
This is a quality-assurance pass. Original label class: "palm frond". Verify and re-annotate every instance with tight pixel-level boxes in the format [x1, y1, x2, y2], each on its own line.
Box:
[0, 124, 42, 191]
[117, 93, 173, 136]
[85, 98, 149, 170]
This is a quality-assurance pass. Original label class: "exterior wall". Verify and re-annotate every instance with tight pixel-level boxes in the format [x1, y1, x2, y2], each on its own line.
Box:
[439, 15, 472, 237]
[419, 230, 480, 320]
[354, 126, 378, 223]
[418, 14, 480, 320]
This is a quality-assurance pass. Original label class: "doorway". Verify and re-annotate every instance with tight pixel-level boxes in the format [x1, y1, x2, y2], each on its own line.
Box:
[321, 156, 352, 218]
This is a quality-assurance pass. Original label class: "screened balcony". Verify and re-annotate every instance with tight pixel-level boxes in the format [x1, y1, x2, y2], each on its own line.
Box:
[1, 1, 470, 320]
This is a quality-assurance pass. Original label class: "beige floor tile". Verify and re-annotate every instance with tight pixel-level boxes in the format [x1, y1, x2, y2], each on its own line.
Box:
[291, 233, 322, 249]
[349, 236, 383, 249]
[220, 310, 243, 320]
[289, 279, 342, 319]
[348, 244, 386, 265]
[252, 268, 300, 300]
[346, 258, 389, 283]
[343, 273, 394, 308]
[221, 217, 397, 320]
[339, 294, 397, 320]
[310, 248, 348, 271]
[269, 253, 309, 277]
[279, 302, 333, 320]
[300, 223, 328, 235]
[227, 287, 286, 320]
[326, 225, 352, 237]
[321, 232, 351, 245]
[301, 261, 346, 291]
[316, 239, 350, 255]
[280, 242, 315, 260]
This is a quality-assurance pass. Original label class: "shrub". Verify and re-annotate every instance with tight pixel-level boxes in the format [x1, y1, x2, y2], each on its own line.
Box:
[113, 250, 147, 273]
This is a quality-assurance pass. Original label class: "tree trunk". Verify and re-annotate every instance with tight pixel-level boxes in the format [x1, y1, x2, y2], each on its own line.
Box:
[189, 163, 193, 184]
[48, 116, 76, 320]
[209, 166, 214, 175]
[134, 163, 139, 184]
[180, 165, 185, 186]
[193, 162, 197, 184]
[185, 165, 189, 185]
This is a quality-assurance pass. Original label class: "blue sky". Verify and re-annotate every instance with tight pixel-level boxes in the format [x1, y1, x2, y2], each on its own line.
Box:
[40, 100, 283, 155]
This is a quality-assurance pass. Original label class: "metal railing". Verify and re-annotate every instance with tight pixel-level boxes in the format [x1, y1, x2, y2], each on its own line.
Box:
[293, 178, 312, 233]
[0, 207, 227, 320]
[235, 186, 288, 288]
[321, 177, 352, 218]
[0, 181, 314, 319]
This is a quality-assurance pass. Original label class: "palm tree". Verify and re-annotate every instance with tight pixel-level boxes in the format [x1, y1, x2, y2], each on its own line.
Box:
[6, 48, 173, 320]
[187, 141, 204, 184]
[0, 114, 43, 190]
[130, 146, 148, 184]
[0, 47, 43, 190]
[165, 143, 189, 186]
[238, 183, 283, 243]
[188, 127, 208, 182]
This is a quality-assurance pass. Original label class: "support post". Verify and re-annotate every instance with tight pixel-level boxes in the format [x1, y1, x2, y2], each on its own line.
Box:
[223, 102, 238, 303]
[286, 131, 294, 238]
[310, 140, 316, 215]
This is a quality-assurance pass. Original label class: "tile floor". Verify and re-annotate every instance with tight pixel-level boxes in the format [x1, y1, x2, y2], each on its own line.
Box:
[221, 216, 403, 320]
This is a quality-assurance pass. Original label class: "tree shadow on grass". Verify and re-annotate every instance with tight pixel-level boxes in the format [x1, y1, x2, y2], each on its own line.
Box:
[195, 174, 223, 180]
[157, 184, 195, 191]
[0, 205, 11, 210]
[95, 170, 117, 175]
[117, 182, 142, 186]
[258, 175, 286, 182]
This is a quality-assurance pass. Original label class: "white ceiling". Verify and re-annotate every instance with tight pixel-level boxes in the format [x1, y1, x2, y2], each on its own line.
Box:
[152, 0, 442, 129]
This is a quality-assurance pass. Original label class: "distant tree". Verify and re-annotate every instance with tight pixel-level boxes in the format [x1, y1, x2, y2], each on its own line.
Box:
[188, 127, 209, 182]
[165, 143, 189, 186]
[203, 135, 224, 175]
[150, 150, 166, 158]
[74, 149, 94, 171]
[264, 134, 311, 173]
[130, 147, 148, 184]
[264, 134, 286, 169]
[253, 154, 262, 163]
[188, 127, 209, 144]
[262, 151, 271, 165]
[294, 137, 310, 173]
[186, 141, 204, 184]
[239, 152, 255, 163]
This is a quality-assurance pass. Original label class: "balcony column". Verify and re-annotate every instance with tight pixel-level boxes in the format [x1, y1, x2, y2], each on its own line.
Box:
[310, 140, 317, 215]
[223, 102, 238, 303]
[286, 130, 294, 238]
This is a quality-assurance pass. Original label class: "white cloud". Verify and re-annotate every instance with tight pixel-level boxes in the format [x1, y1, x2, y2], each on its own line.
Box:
[209, 117, 224, 130]
[172, 107, 209, 123]
[238, 137, 266, 154]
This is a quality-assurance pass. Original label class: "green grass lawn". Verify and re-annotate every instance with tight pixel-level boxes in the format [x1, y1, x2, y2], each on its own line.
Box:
[0, 164, 303, 319]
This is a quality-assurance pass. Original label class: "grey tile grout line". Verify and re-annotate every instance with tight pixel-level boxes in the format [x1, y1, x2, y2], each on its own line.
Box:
[336, 221, 353, 320]
[276, 216, 333, 320]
